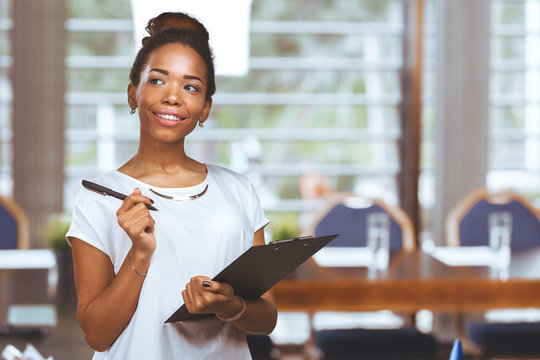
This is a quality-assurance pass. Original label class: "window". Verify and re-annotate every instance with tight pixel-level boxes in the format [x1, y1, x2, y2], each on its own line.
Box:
[0, 0, 12, 196]
[489, 0, 540, 203]
[64, 0, 421, 241]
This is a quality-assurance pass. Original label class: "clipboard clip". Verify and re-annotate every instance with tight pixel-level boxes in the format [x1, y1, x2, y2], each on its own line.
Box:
[273, 235, 314, 244]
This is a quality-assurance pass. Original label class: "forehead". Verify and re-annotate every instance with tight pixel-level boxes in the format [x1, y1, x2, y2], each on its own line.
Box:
[143, 43, 207, 79]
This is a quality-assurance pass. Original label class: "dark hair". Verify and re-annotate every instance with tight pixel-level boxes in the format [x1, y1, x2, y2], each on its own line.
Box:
[129, 17, 216, 99]
[145, 12, 209, 41]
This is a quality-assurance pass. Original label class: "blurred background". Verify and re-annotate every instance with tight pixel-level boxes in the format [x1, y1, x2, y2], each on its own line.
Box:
[2, 0, 540, 359]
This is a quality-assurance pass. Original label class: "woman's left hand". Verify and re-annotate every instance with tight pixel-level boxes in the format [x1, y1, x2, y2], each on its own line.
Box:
[182, 276, 244, 318]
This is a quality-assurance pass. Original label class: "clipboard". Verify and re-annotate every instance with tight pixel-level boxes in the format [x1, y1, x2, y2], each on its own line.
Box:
[165, 234, 338, 323]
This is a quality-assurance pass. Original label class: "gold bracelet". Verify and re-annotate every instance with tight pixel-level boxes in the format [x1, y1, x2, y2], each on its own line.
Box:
[128, 253, 147, 277]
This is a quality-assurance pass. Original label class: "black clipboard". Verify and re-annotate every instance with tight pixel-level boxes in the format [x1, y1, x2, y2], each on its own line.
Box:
[165, 234, 338, 323]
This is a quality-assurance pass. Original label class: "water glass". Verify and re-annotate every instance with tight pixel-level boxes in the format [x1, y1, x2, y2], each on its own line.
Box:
[488, 211, 512, 279]
[367, 212, 390, 275]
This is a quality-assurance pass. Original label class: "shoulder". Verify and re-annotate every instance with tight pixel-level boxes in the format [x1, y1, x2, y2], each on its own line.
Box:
[207, 164, 253, 190]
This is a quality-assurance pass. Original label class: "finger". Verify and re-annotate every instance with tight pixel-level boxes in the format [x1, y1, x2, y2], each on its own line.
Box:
[122, 204, 150, 223]
[185, 282, 198, 310]
[116, 189, 154, 215]
[181, 290, 192, 312]
[131, 215, 155, 234]
[117, 205, 154, 233]
[206, 280, 233, 297]
[189, 277, 204, 302]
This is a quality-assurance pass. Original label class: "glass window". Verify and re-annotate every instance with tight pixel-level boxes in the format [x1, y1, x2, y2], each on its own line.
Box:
[64, 0, 417, 241]
[0, 0, 12, 196]
[488, 0, 540, 203]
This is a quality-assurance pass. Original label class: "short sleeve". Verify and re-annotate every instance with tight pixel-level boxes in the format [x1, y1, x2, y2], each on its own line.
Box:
[65, 188, 113, 257]
[249, 183, 270, 233]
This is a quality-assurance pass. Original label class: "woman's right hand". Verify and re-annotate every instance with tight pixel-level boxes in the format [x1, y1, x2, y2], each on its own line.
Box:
[116, 188, 156, 255]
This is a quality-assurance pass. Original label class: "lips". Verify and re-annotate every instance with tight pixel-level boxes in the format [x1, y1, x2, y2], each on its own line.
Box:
[152, 110, 187, 127]
[155, 113, 182, 121]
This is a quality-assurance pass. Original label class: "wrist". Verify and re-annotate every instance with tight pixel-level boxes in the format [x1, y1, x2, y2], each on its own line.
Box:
[130, 245, 154, 260]
[217, 296, 246, 322]
[127, 248, 152, 276]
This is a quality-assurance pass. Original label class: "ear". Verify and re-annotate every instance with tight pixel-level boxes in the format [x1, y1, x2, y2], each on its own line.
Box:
[199, 98, 213, 123]
[127, 83, 137, 110]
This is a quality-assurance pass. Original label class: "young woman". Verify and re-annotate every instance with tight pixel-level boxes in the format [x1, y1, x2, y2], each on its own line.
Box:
[66, 12, 277, 359]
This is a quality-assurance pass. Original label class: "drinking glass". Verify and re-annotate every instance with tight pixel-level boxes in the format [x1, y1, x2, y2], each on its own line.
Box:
[488, 211, 512, 279]
[367, 212, 390, 277]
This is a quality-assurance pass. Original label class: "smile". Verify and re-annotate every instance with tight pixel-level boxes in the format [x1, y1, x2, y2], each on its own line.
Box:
[154, 113, 185, 121]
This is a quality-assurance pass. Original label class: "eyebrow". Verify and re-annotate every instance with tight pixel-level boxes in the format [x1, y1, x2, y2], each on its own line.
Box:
[149, 68, 203, 83]
[149, 68, 168, 76]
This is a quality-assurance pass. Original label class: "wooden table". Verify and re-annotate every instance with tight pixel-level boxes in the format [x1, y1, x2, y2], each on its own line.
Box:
[274, 248, 540, 313]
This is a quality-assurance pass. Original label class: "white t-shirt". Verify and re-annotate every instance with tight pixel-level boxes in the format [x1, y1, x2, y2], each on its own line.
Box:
[66, 164, 269, 360]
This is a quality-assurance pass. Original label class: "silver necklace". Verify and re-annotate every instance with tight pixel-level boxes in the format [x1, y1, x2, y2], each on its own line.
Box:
[149, 184, 208, 201]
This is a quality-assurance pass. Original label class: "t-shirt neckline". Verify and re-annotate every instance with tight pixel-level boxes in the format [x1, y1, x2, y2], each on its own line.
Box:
[113, 164, 210, 194]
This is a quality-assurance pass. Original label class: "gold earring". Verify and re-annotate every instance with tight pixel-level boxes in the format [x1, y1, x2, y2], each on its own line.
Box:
[130, 107, 136, 114]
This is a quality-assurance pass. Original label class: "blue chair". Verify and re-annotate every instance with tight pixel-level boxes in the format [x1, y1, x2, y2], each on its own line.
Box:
[0, 196, 29, 249]
[447, 189, 540, 358]
[310, 194, 437, 359]
[449, 339, 464, 360]
[312, 195, 415, 253]
[446, 189, 540, 249]
[468, 322, 540, 357]
[314, 328, 437, 360]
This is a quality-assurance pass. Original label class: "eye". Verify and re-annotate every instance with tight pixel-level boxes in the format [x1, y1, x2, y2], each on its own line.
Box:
[150, 78, 164, 85]
[184, 84, 199, 92]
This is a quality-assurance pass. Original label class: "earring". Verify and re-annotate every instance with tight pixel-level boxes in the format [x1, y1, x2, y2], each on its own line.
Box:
[130, 107, 136, 114]
[198, 121, 204, 128]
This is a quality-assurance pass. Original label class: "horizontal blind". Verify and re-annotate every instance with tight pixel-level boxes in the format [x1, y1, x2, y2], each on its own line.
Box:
[64, 0, 405, 236]
[488, 0, 540, 204]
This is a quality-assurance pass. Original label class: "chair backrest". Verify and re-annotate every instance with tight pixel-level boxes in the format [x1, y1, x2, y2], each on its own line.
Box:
[446, 189, 540, 250]
[0, 196, 29, 249]
[309, 193, 415, 253]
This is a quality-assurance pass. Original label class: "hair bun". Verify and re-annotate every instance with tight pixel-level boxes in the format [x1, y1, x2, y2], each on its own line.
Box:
[145, 12, 209, 41]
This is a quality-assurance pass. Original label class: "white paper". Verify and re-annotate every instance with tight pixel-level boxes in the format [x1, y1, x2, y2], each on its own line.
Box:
[312, 247, 374, 267]
[2, 345, 24, 360]
[430, 246, 497, 266]
[22, 344, 53, 360]
[0, 249, 56, 269]
[130, 0, 252, 76]
[1, 344, 53, 360]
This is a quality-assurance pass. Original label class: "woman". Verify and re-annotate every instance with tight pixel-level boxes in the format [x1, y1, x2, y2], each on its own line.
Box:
[66, 12, 277, 359]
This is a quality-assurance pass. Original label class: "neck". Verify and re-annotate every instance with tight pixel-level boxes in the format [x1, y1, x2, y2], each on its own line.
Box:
[118, 130, 208, 187]
[125, 135, 194, 176]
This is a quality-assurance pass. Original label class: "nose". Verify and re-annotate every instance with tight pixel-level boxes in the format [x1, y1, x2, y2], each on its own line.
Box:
[162, 86, 181, 106]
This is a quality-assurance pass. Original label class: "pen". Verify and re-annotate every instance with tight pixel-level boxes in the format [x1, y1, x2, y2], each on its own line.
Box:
[82, 180, 158, 211]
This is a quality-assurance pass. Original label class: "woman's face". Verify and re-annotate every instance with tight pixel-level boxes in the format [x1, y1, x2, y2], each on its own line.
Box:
[128, 43, 212, 144]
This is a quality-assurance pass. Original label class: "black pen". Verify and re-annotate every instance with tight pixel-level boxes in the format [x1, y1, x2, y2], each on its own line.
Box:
[82, 180, 158, 211]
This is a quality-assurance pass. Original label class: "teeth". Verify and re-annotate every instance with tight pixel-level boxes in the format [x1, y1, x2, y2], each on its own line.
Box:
[156, 113, 182, 121]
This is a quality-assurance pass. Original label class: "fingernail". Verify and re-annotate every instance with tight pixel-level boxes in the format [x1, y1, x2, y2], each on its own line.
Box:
[202, 281, 212, 288]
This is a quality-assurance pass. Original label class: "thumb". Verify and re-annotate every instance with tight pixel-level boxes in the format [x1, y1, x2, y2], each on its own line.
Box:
[133, 187, 142, 195]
